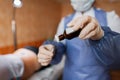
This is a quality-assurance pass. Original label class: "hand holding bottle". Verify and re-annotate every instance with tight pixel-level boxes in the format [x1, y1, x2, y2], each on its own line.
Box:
[67, 15, 104, 40]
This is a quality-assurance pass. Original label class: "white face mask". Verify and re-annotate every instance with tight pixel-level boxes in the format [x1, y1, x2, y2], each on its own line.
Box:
[70, 0, 95, 12]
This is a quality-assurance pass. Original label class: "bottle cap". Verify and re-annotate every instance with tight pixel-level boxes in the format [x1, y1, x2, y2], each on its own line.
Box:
[54, 35, 60, 42]
[66, 28, 74, 34]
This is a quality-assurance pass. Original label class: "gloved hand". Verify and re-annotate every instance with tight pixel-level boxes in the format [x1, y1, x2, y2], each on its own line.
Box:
[67, 15, 104, 40]
[38, 44, 54, 66]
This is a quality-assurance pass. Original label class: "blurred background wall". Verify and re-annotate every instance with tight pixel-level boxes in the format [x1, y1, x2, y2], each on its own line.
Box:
[0, 0, 61, 53]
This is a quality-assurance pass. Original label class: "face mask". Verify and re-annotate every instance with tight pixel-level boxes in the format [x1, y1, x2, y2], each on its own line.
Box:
[70, 0, 95, 12]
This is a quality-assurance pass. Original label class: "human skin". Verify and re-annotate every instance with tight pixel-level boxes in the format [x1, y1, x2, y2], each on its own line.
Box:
[13, 48, 41, 79]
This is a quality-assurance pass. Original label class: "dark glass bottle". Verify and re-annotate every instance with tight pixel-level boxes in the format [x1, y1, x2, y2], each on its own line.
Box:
[58, 28, 82, 41]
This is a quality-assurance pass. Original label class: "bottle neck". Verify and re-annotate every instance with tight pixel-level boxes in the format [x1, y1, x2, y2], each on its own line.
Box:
[58, 28, 82, 41]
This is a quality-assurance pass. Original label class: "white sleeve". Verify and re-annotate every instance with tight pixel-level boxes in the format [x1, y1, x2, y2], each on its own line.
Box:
[0, 54, 24, 80]
[107, 11, 120, 33]
[55, 18, 65, 36]
[54, 18, 66, 44]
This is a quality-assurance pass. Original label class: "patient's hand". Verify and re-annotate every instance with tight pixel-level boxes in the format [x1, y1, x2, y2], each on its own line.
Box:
[38, 44, 54, 66]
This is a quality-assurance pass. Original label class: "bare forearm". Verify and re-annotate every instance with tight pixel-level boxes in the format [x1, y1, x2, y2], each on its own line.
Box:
[13, 48, 41, 79]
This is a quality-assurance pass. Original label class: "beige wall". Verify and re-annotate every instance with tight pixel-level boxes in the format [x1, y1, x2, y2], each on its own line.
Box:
[0, 0, 61, 47]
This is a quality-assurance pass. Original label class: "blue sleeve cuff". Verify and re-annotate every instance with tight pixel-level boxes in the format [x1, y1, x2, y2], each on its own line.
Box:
[89, 27, 117, 66]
